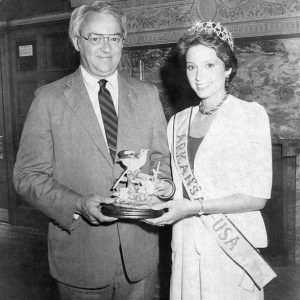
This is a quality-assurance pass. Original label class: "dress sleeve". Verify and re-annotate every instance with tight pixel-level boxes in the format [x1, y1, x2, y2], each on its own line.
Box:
[167, 115, 175, 153]
[238, 103, 272, 199]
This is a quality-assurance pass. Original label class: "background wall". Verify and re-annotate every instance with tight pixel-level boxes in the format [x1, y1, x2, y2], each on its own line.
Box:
[121, 35, 300, 139]
[0, 0, 70, 21]
[234, 37, 300, 139]
[90, 0, 300, 139]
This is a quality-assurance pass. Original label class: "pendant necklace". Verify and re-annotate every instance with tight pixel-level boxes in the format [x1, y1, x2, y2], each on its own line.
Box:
[199, 93, 228, 115]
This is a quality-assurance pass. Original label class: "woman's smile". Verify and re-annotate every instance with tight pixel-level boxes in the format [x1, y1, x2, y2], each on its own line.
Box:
[195, 82, 211, 90]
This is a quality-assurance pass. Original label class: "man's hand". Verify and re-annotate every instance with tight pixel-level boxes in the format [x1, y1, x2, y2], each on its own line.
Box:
[76, 195, 117, 225]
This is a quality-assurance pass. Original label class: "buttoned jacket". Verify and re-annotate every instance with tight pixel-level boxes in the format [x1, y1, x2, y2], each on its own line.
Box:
[13, 68, 171, 288]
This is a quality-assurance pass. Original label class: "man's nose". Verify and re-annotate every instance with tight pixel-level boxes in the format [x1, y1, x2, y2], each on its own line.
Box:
[100, 39, 112, 52]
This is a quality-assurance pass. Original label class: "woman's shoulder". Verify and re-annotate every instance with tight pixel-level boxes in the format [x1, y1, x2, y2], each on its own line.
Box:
[167, 106, 193, 132]
[227, 95, 268, 120]
[173, 106, 194, 118]
[225, 96, 271, 141]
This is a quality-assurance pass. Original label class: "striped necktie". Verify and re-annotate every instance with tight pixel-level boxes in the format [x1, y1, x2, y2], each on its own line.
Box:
[98, 79, 118, 161]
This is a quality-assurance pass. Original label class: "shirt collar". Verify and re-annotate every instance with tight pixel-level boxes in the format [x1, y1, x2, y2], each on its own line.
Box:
[80, 65, 118, 90]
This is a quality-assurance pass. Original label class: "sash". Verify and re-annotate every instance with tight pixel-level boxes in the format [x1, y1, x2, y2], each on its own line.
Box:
[172, 108, 277, 289]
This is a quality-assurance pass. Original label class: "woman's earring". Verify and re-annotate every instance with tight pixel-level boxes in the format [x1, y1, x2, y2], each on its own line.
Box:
[225, 76, 230, 92]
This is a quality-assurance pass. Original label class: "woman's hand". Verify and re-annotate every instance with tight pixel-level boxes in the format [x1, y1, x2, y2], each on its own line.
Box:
[146, 198, 201, 226]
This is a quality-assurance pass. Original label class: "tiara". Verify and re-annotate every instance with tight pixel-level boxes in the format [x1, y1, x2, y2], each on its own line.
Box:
[189, 21, 234, 50]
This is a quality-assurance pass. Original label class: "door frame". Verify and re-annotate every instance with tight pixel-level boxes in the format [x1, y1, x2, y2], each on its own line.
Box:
[0, 30, 15, 224]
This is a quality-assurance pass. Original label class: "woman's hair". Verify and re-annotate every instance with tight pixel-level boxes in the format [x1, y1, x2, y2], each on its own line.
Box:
[69, 1, 127, 45]
[177, 22, 238, 83]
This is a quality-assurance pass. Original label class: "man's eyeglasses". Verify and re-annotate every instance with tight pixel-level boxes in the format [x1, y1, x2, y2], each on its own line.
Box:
[78, 33, 123, 46]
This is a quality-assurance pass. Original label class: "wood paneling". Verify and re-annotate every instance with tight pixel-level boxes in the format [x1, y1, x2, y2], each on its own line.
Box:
[3, 0, 70, 21]
[16, 80, 37, 115]
[0, 35, 9, 216]
[282, 155, 296, 264]
[261, 140, 300, 265]
[8, 20, 79, 229]
[44, 32, 71, 70]
[262, 144, 283, 261]
[0, 183, 8, 209]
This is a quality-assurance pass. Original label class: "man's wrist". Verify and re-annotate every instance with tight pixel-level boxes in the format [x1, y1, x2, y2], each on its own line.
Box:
[73, 195, 87, 218]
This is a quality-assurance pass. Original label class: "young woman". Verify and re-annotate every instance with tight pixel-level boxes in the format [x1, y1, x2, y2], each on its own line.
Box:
[148, 22, 276, 299]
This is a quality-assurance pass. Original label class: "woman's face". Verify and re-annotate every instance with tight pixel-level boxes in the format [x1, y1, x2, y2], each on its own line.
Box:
[186, 44, 231, 100]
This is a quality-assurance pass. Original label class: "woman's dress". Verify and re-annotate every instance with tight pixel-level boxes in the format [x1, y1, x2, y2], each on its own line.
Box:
[167, 95, 272, 300]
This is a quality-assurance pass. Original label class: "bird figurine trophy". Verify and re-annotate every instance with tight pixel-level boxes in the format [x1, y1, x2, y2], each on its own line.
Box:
[102, 149, 165, 219]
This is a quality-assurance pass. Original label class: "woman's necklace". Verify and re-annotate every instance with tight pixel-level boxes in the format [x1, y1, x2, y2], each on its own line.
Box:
[199, 93, 228, 115]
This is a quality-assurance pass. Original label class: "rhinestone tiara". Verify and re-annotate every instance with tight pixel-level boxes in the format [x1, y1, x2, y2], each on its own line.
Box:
[188, 21, 234, 50]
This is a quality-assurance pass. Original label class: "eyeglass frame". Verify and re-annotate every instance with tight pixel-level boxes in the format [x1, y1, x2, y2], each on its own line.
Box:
[77, 33, 124, 46]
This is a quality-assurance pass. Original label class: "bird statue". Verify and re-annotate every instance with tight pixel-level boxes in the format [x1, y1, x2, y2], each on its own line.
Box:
[112, 149, 149, 190]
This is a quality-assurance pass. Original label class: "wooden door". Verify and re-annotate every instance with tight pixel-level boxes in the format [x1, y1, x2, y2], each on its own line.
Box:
[9, 20, 79, 229]
[0, 34, 9, 223]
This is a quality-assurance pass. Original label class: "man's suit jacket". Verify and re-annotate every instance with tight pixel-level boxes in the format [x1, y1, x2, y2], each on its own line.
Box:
[13, 68, 171, 288]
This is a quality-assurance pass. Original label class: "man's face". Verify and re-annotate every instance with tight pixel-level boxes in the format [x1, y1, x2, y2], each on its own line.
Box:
[73, 11, 124, 78]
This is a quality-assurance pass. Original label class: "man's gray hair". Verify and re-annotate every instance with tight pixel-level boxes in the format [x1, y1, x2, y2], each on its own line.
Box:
[69, 1, 127, 46]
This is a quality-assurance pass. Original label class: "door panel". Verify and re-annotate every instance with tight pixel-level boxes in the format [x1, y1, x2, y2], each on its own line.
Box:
[9, 21, 79, 229]
[0, 38, 9, 222]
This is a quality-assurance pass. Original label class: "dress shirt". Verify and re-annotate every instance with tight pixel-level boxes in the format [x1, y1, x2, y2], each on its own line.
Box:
[80, 65, 119, 147]
[73, 67, 119, 220]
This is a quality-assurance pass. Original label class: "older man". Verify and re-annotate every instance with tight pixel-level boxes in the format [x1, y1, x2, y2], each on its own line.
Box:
[13, 2, 173, 299]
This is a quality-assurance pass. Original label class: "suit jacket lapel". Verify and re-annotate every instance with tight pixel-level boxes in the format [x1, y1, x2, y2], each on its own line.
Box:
[116, 75, 137, 153]
[63, 68, 113, 166]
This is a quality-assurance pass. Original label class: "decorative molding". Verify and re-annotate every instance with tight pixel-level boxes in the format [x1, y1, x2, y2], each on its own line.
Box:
[218, 0, 299, 21]
[68, 0, 300, 19]
[126, 2, 195, 32]
[68, 0, 300, 46]
[125, 16, 300, 47]
[0, 12, 71, 28]
[228, 17, 300, 38]
[1, 1, 299, 44]
[196, 0, 218, 21]
[0, 208, 8, 223]
[125, 28, 184, 47]
[68, 0, 184, 8]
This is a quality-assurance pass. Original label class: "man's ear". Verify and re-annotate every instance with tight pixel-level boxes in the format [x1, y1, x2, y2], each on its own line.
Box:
[72, 37, 80, 52]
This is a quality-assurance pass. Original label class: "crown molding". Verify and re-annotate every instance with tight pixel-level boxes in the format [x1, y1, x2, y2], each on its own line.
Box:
[0, 3, 298, 45]
[0, 12, 71, 28]
[0, 208, 8, 223]
[229, 17, 300, 39]
[125, 16, 300, 47]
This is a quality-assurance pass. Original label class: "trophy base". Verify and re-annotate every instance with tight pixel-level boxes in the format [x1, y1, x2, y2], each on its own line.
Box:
[102, 204, 165, 219]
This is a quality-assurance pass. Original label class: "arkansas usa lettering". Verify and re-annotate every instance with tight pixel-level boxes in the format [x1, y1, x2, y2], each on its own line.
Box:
[212, 216, 240, 251]
[176, 134, 201, 197]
